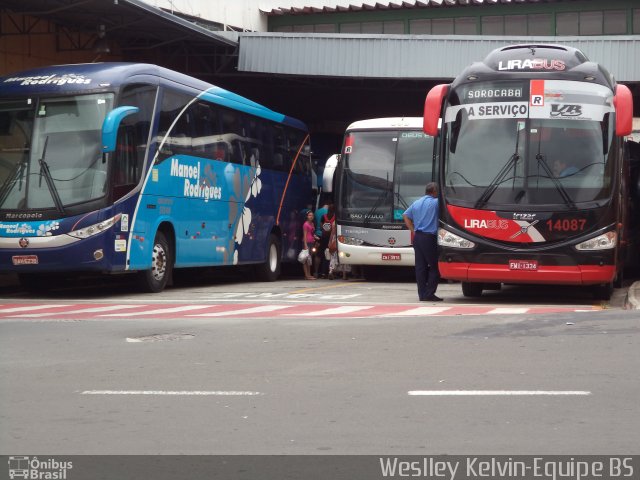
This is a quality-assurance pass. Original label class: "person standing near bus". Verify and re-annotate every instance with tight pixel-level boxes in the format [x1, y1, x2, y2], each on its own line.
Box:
[313, 199, 329, 277]
[402, 182, 442, 302]
[317, 203, 335, 278]
[302, 210, 318, 280]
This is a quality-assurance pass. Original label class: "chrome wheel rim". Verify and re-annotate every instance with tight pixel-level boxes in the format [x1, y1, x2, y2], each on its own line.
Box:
[268, 243, 277, 272]
[151, 243, 167, 281]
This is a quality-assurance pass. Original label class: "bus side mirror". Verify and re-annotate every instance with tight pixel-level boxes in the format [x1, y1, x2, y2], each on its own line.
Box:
[322, 153, 340, 194]
[614, 84, 633, 137]
[424, 84, 449, 137]
[101, 106, 140, 153]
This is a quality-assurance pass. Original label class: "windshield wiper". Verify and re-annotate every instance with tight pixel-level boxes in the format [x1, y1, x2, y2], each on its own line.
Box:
[394, 183, 408, 210]
[474, 152, 519, 209]
[474, 122, 523, 210]
[0, 158, 27, 207]
[364, 188, 391, 225]
[535, 152, 576, 210]
[38, 136, 65, 215]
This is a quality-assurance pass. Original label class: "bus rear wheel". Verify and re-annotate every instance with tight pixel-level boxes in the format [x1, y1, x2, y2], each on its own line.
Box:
[461, 282, 483, 298]
[255, 234, 281, 282]
[137, 231, 173, 293]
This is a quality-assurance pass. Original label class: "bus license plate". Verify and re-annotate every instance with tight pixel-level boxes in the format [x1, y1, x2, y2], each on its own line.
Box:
[12, 255, 39, 265]
[382, 253, 401, 261]
[509, 260, 537, 271]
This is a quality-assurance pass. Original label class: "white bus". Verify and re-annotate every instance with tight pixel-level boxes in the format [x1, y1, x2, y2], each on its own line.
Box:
[332, 117, 434, 273]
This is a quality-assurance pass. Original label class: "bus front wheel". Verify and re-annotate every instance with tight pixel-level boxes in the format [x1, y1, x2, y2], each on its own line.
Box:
[461, 282, 483, 298]
[138, 231, 173, 293]
[255, 234, 281, 282]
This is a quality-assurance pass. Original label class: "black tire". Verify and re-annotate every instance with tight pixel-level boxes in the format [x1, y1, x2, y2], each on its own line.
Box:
[255, 234, 281, 281]
[592, 282, 613, 301]
[137, 231, 172, 293]
[461, 282, 483, 298]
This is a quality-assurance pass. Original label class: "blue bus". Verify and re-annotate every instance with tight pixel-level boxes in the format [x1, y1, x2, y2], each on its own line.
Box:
[0, 63, 313, 292]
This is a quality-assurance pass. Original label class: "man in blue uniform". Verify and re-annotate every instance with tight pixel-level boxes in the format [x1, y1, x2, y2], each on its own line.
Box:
[402, 182, 442, 302]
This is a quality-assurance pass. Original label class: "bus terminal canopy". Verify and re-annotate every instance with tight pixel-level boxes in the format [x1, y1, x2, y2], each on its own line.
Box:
[237, 32, 640, 82]
[2, 0, 238, 51]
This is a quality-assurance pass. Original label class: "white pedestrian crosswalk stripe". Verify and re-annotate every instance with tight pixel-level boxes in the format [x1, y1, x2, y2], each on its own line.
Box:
[100, 305, 214, 317]
[10, 304, 149, 318]
[0, 304, 72, 313]
[287, 305, 374, 316]
[187, 305, 294, 317]
[486, 307, 530, 314]
[0, 303, 601, 320]
[386, 306, 451, 316]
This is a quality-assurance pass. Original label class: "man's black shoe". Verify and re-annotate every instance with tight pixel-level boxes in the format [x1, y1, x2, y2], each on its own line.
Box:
[422, 295, 443, 302]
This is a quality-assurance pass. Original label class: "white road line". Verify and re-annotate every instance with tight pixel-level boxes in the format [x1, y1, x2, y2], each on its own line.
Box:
[0, 304, 73, 313]
[288, 305, 374, 316]
[486, 307, 530, 314]
[408, 390, 591, 396]
[100, 305, 214, 317]
[81, 390, 261, 396]
[387, 306, 451, 316]
[10, 304, 148, 318]
[186, 305, 295, 317]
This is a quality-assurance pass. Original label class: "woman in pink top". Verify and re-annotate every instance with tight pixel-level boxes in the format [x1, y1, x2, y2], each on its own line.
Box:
[302, 210, 318, 280]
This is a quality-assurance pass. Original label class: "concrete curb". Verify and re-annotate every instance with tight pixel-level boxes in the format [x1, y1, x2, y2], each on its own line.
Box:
[624, 281, 640, 310]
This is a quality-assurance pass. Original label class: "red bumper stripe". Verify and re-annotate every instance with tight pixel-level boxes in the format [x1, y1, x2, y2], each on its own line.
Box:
[439, 262, 616, 285]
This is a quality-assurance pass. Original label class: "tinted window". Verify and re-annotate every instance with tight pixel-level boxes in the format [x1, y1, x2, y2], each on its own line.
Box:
[113, 84, 156, 198]
[156, 90, 193, 163]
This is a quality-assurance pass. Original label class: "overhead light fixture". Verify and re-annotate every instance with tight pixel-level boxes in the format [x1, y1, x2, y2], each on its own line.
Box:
[92, 24, 111, 54]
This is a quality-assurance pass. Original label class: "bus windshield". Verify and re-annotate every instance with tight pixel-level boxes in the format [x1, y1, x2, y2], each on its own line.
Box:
[338, 130, 433, 223]
[443, 80, 615, 208]
[0, 93, 113, 211]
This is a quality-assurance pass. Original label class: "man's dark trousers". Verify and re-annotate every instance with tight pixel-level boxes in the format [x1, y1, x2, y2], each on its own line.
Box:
[413, 231, 439, 300]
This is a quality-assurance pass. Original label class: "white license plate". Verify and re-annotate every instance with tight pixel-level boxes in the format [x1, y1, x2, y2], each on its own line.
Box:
[382, 253, 401, 261]
[12, 255, 39, 265]
[509, 260, 538, 271]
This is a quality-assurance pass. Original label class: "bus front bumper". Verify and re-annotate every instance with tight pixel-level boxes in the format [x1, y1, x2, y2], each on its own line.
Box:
[439, 261, 616, 286]
[0, 233, 121, 273]
[338, 244, 415, 266]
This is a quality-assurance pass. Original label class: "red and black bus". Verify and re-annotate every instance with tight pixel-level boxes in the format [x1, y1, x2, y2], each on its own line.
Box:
[423, 44, 637, 300]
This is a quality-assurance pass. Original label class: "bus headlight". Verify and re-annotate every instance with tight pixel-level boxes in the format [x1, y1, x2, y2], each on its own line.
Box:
[437, 228, 475, 249]
[68, 214, 122, 239]
[574, 231, 617, 251]
[338, 235, 364, 246]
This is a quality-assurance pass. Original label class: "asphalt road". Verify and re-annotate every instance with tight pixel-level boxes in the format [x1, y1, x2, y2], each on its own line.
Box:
[0, 274, 638, 455]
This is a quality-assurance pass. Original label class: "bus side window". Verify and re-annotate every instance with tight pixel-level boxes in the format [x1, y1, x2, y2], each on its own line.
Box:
[289, 130, 308, 174]
[244, 116, 264, 168]
[258, 120, 273, 169]
[156, 90, 193, 163]
[113, 84, 155, 200]
[273, 125, 288, 172]
[170, 109, 193, 156]
[221, 108, 245, 165]
[191, 102, 222, 158]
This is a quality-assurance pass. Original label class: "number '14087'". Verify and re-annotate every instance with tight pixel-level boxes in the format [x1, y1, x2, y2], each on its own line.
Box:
[546, 219, 586, 232]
